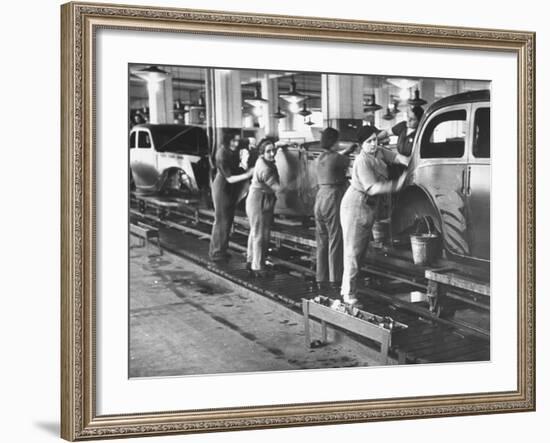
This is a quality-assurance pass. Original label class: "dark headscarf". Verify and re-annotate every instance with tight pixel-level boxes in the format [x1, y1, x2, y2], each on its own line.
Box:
[222, 130, 241, 149]
[356, 125, 381, 145]
[320, 127, 340, 150]
[410, 105, 424, 122]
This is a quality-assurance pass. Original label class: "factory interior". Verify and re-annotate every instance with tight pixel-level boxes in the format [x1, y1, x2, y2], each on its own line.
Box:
[128, 64, 491, 377]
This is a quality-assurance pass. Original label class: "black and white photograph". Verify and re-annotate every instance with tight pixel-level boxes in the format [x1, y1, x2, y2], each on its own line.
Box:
[128, 64, 491, 378]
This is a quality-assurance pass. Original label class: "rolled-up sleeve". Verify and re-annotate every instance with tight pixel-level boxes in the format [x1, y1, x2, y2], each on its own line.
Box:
[380, 147, 398, 164]
[354, 155, 378, 193]
[259, 164, 280, 191]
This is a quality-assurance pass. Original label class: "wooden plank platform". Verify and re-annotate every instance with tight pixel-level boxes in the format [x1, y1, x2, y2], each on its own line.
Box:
[143, 224, 490, 365]
[425, 268, 490, 297]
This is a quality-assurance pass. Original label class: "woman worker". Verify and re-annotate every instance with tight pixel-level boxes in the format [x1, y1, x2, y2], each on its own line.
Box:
[340, 125, 409, 306]
[376, 105, 424, 178]
[314, 127, 353, 290]
[245, 138, 281, 276]
[209, 131, 253, 262]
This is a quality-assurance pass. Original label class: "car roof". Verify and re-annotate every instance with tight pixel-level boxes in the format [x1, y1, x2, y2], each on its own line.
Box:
[131, 124, 205, 134]
[425, 89, 490, 117]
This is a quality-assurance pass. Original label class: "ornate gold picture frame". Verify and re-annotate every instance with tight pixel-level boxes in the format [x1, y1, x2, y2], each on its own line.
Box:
[61, 1, 535, 440]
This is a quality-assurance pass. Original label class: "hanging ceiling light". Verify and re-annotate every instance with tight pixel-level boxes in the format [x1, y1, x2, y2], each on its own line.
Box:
[304, 117, 315, 126]
[273, 106, 286, 119]
[133, 65, 169, 83]
[298, 100, 312, 117]
[382, 107, 395, 121]
[408, 88, 427, 106]
[363, 95, 383, 113]
[245, 82, 269, 107]
[391, 101, 400, 115]
[280, 76, 307, 104]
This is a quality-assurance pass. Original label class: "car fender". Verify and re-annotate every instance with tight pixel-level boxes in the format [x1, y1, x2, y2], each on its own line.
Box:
[392, 182, 471, 257]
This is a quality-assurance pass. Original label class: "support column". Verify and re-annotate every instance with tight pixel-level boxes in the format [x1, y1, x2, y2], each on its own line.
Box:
[322, 74, 364, 140]
[213, 69, 242, 131]
[146, 74, 173, 124]
[260, 74, 279, 139]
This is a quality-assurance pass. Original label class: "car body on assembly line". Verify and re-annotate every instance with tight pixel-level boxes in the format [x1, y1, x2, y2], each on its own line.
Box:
[391, 89, 491, 263]
[129, 124, 210, 196]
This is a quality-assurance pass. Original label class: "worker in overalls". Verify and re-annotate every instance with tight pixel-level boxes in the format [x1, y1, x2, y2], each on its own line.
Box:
[245, 138, 281, 276]
[377, 105, 424, 178]
[314, 127, 352, 291]
[209, 131, 253, 262]
[340, 126, 409, 306]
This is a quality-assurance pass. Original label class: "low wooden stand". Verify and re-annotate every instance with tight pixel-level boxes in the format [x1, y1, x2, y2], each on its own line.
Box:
[130, 222, 163, 256]
[425, 268, 490, 315]
[302, 299, 406, 364]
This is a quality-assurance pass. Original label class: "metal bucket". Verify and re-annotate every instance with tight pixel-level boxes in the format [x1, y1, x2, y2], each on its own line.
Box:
[410, 233, 439, 265]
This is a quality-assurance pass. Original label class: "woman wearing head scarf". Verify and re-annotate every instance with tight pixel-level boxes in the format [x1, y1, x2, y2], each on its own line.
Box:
[209, 130, 254, 262]
[340, 126, 409, 306]
[314, 127, 353, 290]
[377, 106, 424, 178]
[245, 138, 281, 276]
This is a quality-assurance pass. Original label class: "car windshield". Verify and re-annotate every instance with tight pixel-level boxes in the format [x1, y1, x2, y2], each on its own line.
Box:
[150, 126, 208, 155]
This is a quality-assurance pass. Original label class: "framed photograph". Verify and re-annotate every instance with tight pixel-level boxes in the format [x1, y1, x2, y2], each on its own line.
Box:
[61, 1, 535, 440]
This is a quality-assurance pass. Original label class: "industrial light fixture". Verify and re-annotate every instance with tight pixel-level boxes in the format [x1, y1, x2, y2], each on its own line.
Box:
[363, 95, 383, 113]
[408, 88, 427, 106]
[245, 82, 269, 107]
[391, 101, 400, 115]
[298, 100, 312, 117]
[304, 117, 315, 126]
[382, 107, 395, 121]
[273, 106, 286, 119]
[279, 75, 306, 104]
[133, 65, 169, 83]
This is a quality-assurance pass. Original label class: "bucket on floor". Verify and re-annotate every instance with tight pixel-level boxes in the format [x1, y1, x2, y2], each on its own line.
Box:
[410, 234, 439, 265]
[410, 216, 439, 265]
[372, 220, 390, 243]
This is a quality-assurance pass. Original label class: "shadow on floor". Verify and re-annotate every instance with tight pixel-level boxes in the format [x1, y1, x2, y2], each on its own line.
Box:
[34, 421, 59, 436]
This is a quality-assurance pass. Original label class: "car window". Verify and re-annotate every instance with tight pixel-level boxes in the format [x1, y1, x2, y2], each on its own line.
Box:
[137, 131, 152, 149]
[129, 131, 136, 149]
[153, 126, 208, 155]
[420, 109, 467, 159]
[473, 107, 490, 158]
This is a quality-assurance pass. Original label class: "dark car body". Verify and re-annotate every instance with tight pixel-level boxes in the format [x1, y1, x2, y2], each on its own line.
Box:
[129, 124, 209, 195]
[391, 90, 491, 262]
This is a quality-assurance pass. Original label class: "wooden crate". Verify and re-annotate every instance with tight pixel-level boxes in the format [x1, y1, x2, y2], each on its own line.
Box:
[302, 298, 407, 364]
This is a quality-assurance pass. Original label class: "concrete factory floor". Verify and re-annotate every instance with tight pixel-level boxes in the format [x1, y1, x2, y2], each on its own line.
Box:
[129, 237, 384, 378]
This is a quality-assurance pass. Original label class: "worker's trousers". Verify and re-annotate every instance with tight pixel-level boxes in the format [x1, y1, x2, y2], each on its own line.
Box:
[314, 185, 345, 283]
[209, 174, 236, 260]
[245, 189, 276, 271]
[340, 187, 377, 300]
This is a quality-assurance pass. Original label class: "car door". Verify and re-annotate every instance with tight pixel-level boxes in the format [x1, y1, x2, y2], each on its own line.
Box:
[465, 104, 491, 261]
[414, 104, 471, 258]
[131, 129, 159, 191]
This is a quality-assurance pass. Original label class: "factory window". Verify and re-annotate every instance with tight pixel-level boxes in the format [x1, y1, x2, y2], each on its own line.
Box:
[420, 109, 467, 159]
[137, 131, 152, 149]
[473, 107, 490, 158]
[129, 132, 136, 149]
